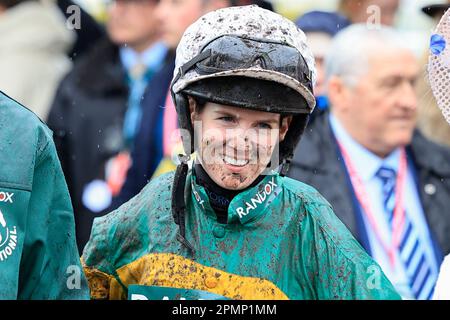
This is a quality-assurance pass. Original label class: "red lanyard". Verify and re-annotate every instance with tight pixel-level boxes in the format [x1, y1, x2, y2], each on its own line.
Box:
[338, 142, 407, 267]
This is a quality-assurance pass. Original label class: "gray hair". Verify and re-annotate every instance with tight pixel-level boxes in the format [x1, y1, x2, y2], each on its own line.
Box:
[325, 24, 413, 87]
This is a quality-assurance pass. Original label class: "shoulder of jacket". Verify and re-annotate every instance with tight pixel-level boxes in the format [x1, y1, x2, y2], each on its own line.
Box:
[281, 175, 333, 208]
[291, 113, 331, 170]
[83, 171, 176, 271]
[94, 171, 175, 235]
[411, 130, 450, 177]
[281, 175, 369, 264]
[0, 92, 53, 189]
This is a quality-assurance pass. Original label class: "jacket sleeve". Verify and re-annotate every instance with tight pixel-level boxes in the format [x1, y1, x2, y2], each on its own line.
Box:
[17, 129, 89, 299]
[302, 201, 402, 300]
[81, 211, 129, 300]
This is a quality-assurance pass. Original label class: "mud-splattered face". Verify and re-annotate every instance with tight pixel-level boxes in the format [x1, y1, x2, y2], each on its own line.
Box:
[190, 99, 291, 190]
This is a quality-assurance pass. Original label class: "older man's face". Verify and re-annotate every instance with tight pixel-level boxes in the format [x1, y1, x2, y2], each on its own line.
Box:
[345, 49, 419, 157]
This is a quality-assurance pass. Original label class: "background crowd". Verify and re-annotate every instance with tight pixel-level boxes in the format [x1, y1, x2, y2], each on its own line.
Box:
[1, 0, 449, 300]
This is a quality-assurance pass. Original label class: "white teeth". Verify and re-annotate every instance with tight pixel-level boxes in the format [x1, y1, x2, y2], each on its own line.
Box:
[224, 155, 249, 166]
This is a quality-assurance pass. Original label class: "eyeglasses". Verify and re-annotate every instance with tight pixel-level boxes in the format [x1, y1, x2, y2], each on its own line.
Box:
[178, 35, 313, 91]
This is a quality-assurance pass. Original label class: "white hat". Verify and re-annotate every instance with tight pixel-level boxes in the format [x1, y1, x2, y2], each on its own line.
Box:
[428, 8, 450, 125]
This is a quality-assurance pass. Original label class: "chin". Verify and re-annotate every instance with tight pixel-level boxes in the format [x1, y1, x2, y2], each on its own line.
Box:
[384, 139, 412, 155]
[110, 35, 132, 46]
[219, 175, 251, 191]
[385, 128, 413, 146]
[397, 132, 414, 147]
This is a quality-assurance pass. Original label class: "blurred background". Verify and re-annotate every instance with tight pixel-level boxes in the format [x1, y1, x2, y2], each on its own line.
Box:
[74, 0, 445, 55]
[2, 0, 450, 300]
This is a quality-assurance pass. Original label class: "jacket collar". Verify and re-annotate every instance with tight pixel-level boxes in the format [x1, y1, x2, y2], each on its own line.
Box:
[408, 130, 450, 178]
[292, 111, 339, 173]
[189, 171, 282, 225]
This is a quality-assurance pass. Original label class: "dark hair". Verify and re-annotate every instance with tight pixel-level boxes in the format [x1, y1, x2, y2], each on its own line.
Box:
[0, 0, 37, 9]
[190, 96, 206, 115]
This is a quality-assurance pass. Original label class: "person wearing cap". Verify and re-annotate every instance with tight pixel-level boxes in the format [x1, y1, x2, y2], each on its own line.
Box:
[108, 0, 233, 211]
[289, 24, 450, 300]
[81, 6, 399, 300]
[110, 0, 273, 211]
[47, 0, 174, 254]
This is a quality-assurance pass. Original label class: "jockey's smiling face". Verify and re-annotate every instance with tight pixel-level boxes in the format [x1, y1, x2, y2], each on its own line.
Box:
[190, 99, 291, 190]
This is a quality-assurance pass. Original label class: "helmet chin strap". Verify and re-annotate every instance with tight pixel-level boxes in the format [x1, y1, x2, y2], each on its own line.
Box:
[171, 148, 291, 256]
[171, 154, 196, 257]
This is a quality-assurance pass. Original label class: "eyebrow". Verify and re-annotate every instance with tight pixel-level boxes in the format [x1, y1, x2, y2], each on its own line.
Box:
[380, 74, 418, 82]
[213, 110, 280, 123]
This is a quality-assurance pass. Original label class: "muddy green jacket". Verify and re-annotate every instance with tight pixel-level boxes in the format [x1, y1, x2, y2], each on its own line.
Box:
[0, 92, 89, 299]
[83, 170, 401, 300]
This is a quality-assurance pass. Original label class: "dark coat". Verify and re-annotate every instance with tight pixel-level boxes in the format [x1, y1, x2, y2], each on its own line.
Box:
[110, 56, 176, 210]
[47, 38, 174, 253]
[288, 112, 450, 257]
[56, 0, 105, 60]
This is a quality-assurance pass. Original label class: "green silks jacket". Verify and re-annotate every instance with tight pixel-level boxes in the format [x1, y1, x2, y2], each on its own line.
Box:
[82, 169, 401, 300]
[0, 92, 89, 299]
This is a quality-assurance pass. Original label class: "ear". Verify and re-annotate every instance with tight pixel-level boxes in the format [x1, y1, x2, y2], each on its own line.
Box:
[279, 116, 293, 142]
[327, 75, 351, 113]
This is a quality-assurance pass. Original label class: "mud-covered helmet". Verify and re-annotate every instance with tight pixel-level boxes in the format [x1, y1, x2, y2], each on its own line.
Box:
[171, 5, 316, 169]
[170, 6, 317, 254]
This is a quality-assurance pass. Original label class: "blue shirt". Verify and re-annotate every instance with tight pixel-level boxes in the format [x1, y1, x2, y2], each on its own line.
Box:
[329, 113, 439, 299]
[119, 42, 168, 148]
[119, 42, 168, 75]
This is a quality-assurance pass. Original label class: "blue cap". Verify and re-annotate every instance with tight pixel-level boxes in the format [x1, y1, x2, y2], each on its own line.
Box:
[295, 10, 351, 36]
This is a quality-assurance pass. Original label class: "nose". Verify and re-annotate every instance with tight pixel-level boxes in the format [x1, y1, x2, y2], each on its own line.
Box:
[399, 80, 417, 112]
[226, 129, 249, 148]
[225, 129, 251, 157]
